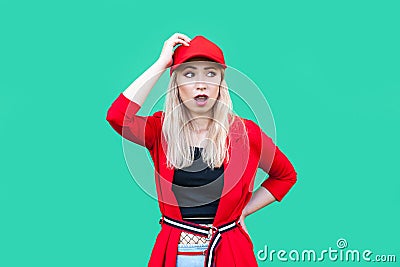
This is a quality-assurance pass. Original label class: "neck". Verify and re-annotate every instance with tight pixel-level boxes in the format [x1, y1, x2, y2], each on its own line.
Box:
[189, 111, 212, 131]
[191, 118, 211, 131]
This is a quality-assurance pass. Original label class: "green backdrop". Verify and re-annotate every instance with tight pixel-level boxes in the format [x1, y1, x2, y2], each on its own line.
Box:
[1, 0, 399, 266]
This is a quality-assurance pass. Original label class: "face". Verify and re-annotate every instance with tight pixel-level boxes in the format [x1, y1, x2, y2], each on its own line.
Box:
[175, 58, 223, 117]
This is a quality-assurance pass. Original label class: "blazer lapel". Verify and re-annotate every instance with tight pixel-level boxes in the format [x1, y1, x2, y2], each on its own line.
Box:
[158, 133, 181, 219]
[214, 117, 249, 225]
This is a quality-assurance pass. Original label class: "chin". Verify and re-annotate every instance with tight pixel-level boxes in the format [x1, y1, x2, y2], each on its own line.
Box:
[191, 106, 213, 115]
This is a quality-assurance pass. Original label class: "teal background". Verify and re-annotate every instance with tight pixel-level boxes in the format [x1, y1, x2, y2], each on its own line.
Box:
[1, 0, 399, 266]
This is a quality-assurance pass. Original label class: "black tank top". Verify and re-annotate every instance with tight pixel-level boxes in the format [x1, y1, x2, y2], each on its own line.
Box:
[172, 147, 224, 224]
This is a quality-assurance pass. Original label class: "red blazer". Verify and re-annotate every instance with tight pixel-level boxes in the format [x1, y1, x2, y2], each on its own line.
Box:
[106, 93, 297, 267]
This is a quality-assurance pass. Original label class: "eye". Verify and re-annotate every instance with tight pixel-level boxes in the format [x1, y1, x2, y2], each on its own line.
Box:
[184, 72, 194, 78]
[207, 71, 217, 77]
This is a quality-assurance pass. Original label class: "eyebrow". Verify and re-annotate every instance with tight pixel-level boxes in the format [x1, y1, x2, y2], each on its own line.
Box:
[182, 66, 217, 70]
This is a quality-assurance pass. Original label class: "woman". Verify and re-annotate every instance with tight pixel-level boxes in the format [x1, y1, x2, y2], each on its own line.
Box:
[106, 33, 297, 267]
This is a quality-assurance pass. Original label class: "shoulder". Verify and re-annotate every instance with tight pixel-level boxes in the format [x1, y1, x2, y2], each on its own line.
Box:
[235, 116, 262, 135]
[231, 116, 263, 147]
[242, 118, 260, 130]
[146, 111, 164, 130]
[152, 110, 164, 118]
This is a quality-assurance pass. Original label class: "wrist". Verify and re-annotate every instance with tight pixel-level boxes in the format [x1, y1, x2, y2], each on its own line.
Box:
[154, 58, 169, 70]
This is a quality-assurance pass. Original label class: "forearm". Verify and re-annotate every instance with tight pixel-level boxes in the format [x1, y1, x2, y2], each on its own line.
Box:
[106, 60, 166, 149]
[122, 59, 167, 106]
[243, 186, 276, 217]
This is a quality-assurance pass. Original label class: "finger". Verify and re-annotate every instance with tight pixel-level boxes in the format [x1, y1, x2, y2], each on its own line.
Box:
[182, 36, 191, 43]
[181, 40, 190, 46]
[171, 38, 190, 47]
[175, 33, 191, 43]
[176, 37, 191, 46]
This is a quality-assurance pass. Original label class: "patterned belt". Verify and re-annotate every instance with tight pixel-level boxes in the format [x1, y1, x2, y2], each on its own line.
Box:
[159, 215, 240, 267]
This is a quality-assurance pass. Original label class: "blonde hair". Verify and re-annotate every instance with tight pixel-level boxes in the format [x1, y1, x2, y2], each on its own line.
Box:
[162, 65, 236, 170]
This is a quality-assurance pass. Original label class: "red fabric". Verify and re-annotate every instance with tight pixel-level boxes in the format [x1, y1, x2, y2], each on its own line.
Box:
[106, 93, 298, 267]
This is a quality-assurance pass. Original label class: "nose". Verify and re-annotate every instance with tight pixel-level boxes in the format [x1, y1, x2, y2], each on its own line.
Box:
[196, 84, 206, 91]
[195, 80, 207, 90]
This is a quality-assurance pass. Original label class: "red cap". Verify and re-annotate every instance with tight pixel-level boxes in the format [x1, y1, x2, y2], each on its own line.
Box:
[169, 35, 226, 76]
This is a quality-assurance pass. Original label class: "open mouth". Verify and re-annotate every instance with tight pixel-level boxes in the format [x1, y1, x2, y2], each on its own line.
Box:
[194, 95, 209, 106]
[194, 95, 208, 101]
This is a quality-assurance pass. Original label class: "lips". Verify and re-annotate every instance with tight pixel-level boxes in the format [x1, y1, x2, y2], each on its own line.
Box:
[194, 94, 209, 100]
[194, 94, 209, 106]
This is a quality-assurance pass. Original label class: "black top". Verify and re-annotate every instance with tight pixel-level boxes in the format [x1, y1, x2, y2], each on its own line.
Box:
[172, 147, 224, 224]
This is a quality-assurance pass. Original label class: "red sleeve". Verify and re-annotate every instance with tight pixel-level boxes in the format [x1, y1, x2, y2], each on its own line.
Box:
[253, 122, 297, 202]
[105, 93, 159, 150]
